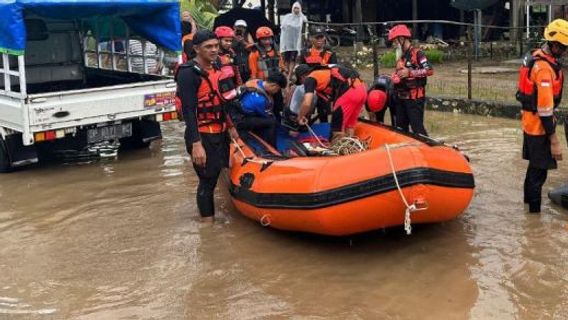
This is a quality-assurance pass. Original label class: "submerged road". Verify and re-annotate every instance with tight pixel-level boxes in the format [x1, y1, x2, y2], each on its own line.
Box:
[1, 111, 567, 319]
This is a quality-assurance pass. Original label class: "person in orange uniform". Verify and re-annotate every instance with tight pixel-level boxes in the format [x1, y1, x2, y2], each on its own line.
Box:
[295, 64, 367, 140]
[176, 30, 238, 222]
[248, 26, 283, 80]
[248, 26, 285, 120]
[299, 26, 337, 67]
[517, 19, 568, 213]
[388, 24, 433, 136]
[298, 26, 337, 122]
[215, 26, 242, 101]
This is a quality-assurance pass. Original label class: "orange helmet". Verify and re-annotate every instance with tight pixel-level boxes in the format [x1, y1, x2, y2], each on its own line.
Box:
[256, 26, 274, 39]
[366, 89, 387, 113]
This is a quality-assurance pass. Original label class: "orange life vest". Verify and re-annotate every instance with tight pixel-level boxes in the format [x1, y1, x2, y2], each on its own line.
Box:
[254, 44, 281, 79]
[175, 61, 228, 133]
[516, 50, 563, 112]
[301, 47, 333, 66]
[217, 48, 240, 99]
[395, 47, 430, 99]
[306, 65, 361, 102]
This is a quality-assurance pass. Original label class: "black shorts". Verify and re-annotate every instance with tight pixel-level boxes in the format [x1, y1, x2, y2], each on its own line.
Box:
[282, 51, 298, 63]
[523, 133, 557, 170]
[185, 130, 230, 178]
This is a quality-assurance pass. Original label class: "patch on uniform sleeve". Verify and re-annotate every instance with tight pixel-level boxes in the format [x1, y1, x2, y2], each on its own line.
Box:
[541, 81, 551, 87]
[419, 57, 428, 64]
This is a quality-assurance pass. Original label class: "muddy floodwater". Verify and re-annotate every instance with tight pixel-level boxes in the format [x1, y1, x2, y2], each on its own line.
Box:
[1, 111, 568, 320]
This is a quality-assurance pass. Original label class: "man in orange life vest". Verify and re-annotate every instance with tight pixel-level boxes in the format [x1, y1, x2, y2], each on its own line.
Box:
[176, 30, 239, 222]
[248, 26, 283, 80]
[388, 24, 433, 136]
[248, 26, 285, 120]
[298, 26, 337, 123]
[295, 64, 367, 140]
[517, 19, 568, 213]
[299, 26, 337, 67]
[215, 26, 242, 88]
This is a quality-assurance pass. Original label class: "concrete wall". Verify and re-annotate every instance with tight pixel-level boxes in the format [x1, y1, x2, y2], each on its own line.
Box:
[426, 96, 568, 120]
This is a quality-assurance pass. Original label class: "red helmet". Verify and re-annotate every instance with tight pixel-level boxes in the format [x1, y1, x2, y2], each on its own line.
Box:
[388, 24, 411, 41]
[366, 89, 387, 113]
[256, 26, 274, 39]
[215, 26, 234, 39]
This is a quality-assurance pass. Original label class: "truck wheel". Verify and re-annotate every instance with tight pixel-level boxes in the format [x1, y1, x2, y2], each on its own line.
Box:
[0, 137, 12, 173]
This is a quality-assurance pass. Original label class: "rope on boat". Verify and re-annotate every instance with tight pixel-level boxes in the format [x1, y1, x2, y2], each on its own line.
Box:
[330, 136, 369, 155]
[303, 124, 373, 156]
[231, 138, 269, 165]
[385, 144, 428, 235]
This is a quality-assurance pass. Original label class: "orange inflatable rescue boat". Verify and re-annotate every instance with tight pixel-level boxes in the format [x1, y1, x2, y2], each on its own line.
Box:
[228, 120, 474, 236]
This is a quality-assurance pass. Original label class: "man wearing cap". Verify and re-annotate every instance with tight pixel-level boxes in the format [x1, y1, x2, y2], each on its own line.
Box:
[232, 20, 253, 82]
[299, 26, 337, 67]
[176, 30, 239, 223]
[297, 25, 338, 122]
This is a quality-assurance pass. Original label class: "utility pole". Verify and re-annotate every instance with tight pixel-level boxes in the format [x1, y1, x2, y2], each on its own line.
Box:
[354, 0, 364, 48]
[412, 0, 418, 35]
[510, 0, 519, 46]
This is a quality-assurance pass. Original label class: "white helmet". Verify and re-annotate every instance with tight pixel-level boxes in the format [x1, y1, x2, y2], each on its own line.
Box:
[234, 19, 247, 27]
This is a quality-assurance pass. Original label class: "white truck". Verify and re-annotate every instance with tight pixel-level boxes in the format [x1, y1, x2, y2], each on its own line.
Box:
[0, 16, 180, 172]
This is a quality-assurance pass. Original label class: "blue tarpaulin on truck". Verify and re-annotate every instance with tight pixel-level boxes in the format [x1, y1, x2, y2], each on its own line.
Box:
[0, 0, 182, 55]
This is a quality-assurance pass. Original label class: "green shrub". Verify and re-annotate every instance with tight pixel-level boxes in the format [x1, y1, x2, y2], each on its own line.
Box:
[380, 48, 444, 68]
[380, 51, 397, 68]
[424, 49, 444, 64]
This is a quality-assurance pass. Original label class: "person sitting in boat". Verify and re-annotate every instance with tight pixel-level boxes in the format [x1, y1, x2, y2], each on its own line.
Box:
[294, 63, 367, 141]
[366, 75, 397, 126]
[231, 72, 288, 147]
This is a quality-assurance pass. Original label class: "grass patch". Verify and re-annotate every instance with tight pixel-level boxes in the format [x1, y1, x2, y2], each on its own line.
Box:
[380, 49, 445, 68]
